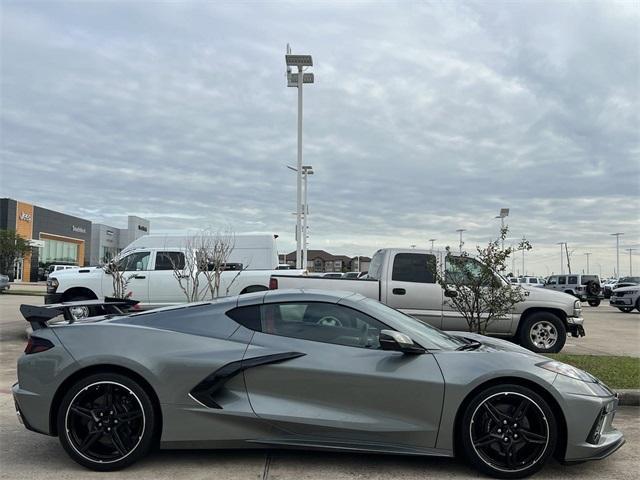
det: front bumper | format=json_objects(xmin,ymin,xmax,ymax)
[
  {"xmin": 610, "ymin": 297, "xmax": 634, "ymax": 307},
  {"xmin": 566, "ymin": 316, "xmax": 585, "ymax": 337}
]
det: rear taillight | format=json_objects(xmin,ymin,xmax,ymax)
[
  {"xmin": 269, "ymin": 277, "xmax": 278, "ymax": 290},
  {"xmin": 25, "ymin": 336, "xmax": 54, "ymax": 354}
]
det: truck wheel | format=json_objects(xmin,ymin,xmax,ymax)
[
  {"xmin": 66, "ymin": 295, "xmax": 94, "ymax": 320},
  {"xmin": 519, "ymin": 312, "xmax": 566, "ymax": 353},
  {"xmin": 636, "ymin": 298, "xmax": 640, "ymax": 313},
  {"xmin": 588, "ymin": 299, "xmax": 601, "ymax": 307},
  {"xmin": 618, "ymin": 307, "xmax": 634, "ymax": 313}
]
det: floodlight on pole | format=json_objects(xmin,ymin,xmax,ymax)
[
  {"xmin": 428, "ymin": 239, "xmax": 436, "ymax": 252},
  {"xmin": 456, "ymin": 229, "xmax": 466, "ymax": 254},
  {"xmin": 285, "ymin": 45, "xmax": 314, "ymax": 269},
  {"xmin": 610, "ymin": 233, "xmax": 624, "ymax": 279}
]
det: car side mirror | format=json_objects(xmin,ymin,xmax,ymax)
[
  {"xmin": 444, "ymin": 289, "xmax": 458, "ymax": 298},
  {"xmin": 379, "ymin": 329, "xmax": 425, "ymax": 354}
]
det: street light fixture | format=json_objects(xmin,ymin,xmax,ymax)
[
  {"xmin": 626, "ymin": 248, "xmax": 636, "ymax": 276},
  {"xmin": 285, "ymin": 44, "xmax": 314, "ymax": 269},
  {"xmin": 495, "ymin": 208, "xmax": 509, "ymax": 250},
  {"xmin": 428, "ymin": 239, "xmax": 436, "ymax": 252},
  {"xmin": 610, "ymin": 233, "xmax": 624, "ymax": 278},
  {"xmin": 584, "ymin": 252, "xmax": 591, "ymax": 274},
  {"xmin": 456, "ymin": 229, "xmax": 466, "ymax": 254}
]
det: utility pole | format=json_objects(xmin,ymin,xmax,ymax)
[
  {"xmin": 584, "ymin": 252, "xmax": 591, "ymax": 274},
  {"xmin": 511, "ymin": 244, "xmax": 516, "ymax": 276},
  {"xmin": 557, "ymin": 242, "xmax": 565, "ymax": 274},
  {"xmin": 428, "ymin": 239, "xmax": 436, "ymax": 252},
  {"xmin": 627, "ymin": 248, "xmax": 636, "ymax": 276},
  {"xmin": 521, "ymin": 235, "xmax": 525, "ymax": 276},
  {"xmin": 565, "ymin": 243, "xmax": 572, "ymax": 274},
  {"xmin": 610, "ymin": 233, "xmax": 624, "ymax": 279}
]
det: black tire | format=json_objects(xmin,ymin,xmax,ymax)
[
  {"xmin": 585, "ymin": 281, "xmax": 600, "ymax": 297},
  {"xmin": 587, "ymin": 299, "xmax": 601, "ymax": 307},
  {"xmin": 518, "ymin": 312, "xmax": 566, "ymax": 353},
  {"xmin": 618, "ymin": 307, "xmax": 634, "ymax": 313},
  {"xmin": 57, "ymin": 372, "xmax": 156, "ymax": 471},
  {"xmin": 636, "ymin": 298, "xmax": 640, "ymax": 313},
  {"xmin": 461, "ymin": 384, "xmax": 557, "ymax": 479}
]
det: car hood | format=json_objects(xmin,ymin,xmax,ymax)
[
  {"xmin": 445, "ymin": 331, "xmax": 545, "ymax": 357},
  {"xmin": 612, "ymin": 285, "xmax": 640, "ymax": 293},
  {"xmin": 517, "ymin": 285, "xmax": 575, "ymax": 305}
]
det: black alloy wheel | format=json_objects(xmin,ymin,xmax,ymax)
[
  {"xmin": 58, "ymin": 373, "xmax": 156, "ymax": 471},
  {"xmin": 462, "ymin": 385, "xmax": 557, "ymax": 479}
]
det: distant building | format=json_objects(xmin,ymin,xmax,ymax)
[
  {"xmin": 1, "ymin": 198, "xmax": 92, "ymax": 281},
  {"xmin": 280, "ymin": 250, "xmax": 371, "ymax": 273},
  {"xmin": 90, "ymin": 216, "xmax": 150, "ymax": 265}
]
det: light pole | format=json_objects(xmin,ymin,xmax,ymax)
[
  {"xmin": 610, "ymin": 233, "xmax": 623, "ymax": 279},
  {"xmin": 286, "ymin": 45, "xmax": 314, "ymax": 269},
  {"xmin": 626, "ymin": 248, "xmax": 636, "ymax": 276},
  {"xmin": 521, "ymin": 235, "xmax": 525, "ymax": 276},
  {"xmin": 302, "ymin": 165, "xmax": 314, "ymax": 270},
  {"xmin": 495, "ymin": 208, "xmax": 509, "ymax": 250},
  {"xmin": 456, "ymin": 229, "xmax": 466, "ymax": 254},
  {"xmin": 428, "ymin": 239, "xmax": 436, "ymax": 252},
  {"xmin": 584, "ymin": 252, "xmax": 591, "ymax": 274}
]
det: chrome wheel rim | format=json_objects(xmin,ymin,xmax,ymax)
[
  {"xmin": 470, "ymin": 392, "xmax": 549, "ymax": 473},
  {"xmin": 529, "ymin": 321, "xmax": 558, "ymax": 349},
  {"xmin": 69, "ymin": 305, "xmax": 90, "ymax": 320},
  {"xmin": 65, "ymin": 381, "xmax": 145, "ymax": 464}
]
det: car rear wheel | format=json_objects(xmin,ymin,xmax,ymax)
[
  {"xmin": 587, "ymin": 299, "xmax": 601, "ymax": 307},
  {"xmin": 618, "ymin": 307, "xmax": 634, "ymax": 313},
  {"xmin": 461, "ymin": 384, "xmax": 557, "ymax": 479},
  {"xmin": 519, "ymin": 312, "xmax": 566, "ymax": 353},
  {"xmin": 57, "ymin": 373, "xmax": 156, "ymax": 471}
]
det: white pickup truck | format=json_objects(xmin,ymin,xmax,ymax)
[
  {"xmin": 270, "ymin": 248, "xmax": 585, "ymax": 353},
  {"xmin": 46, "ymin": 244, "xmax": 304, "ymax": 315}
]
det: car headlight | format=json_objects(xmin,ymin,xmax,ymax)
[
  {"xmin": 537, "ymin": 360, "xmax": 596, "ymax": 383},
  {"xmin": 47, "ymin": 277, "xmax": 59, "ymax": 293},
  {"xmin": 573, "ymin": 299, "xmax": 582, "ymax": 317}
]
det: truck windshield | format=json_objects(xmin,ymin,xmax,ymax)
[{"xmin": 361, "ymin": 298, "xmax": 464, "ymax": 350}]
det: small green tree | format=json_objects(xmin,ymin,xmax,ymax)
[
  {"xmin": 434, "ymin": 227, "xmax": 532, "ymax": 335},
  {"xmin": 0, "ymin": 229, "xmax": 31, "ymax": 277}
]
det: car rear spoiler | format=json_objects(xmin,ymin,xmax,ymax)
[{"xmin": 20, "ymin": 297, "xmax": 140, "ymax": 330}]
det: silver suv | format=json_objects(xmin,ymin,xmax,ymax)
[
  {"xmin": 609, "ymin": 285, "xmax": 640, "ymax": 313},
  {"xmin": 544, "ymin": 274, "xmax": 602, "ymax": 306}
]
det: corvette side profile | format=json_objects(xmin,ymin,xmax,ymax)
[{"xmin": 13, "ymin": 290, "xmax": 623, "ymax": 478}]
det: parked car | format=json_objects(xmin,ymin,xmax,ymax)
[
  {"xmin": 46, "ymin": 243, "xmax": 305, "ymax": 318},
  {"xmin": 342, "ymin": 271, "xmax": 361, "ymax": 279},
  {"xmin": 544, "ymin": 274, "xmax": 602, "ymax": 306},
  {"xmin": 0, "ymin": 273, "xmax": 9, "ymax": 293},
  {"xmin": 14, "ymin": 292, "xmax": 624, "ymax": 476},
  {"xmin": 609, "ymin": 285, "xmax": 640, "ymax": 313},
  {"xmin": 604, "ymin": 277, "xmax": 640, "ymax": 299},
  {"xmin": 271, "ymin": 248, "xmax": 585, "ymax": 353},
  {"xmin": 518, "ymin": 276, "xmax": 546, "ymax": 287}
]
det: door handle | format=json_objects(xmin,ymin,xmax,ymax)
[
  {"xmin": 133, "ymin": 275, "xmax": 146, "ymax": 279},
  {"xmin": 392, "ymin": 288, "xmax": 406, "ymax": 295}
]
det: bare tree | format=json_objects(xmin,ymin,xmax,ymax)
[
  {"xmin": 170, "ymin": 229, "xmax": 237, "ymax": 302},
  {"xmin": 433, "ymin": 227, "xmax": 532, "ymax": 335},
  {"xmin": 102, "ymin": 258, "xmax": 134, "ymax": 299}
]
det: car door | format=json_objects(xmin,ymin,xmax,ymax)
[
  {"xmin": 147, "ymin": 250, "xmax": 187, "ymax": 307},
  {"xmin": 557, "ymin": 276, "xmax": 567, "ymax": 293},
  {"xmin": 239, "ymin": 301, "xmax": 445, "ymax": 450},
  {"xmin": 442, "ymin": 256, "xmax": 513, "ymax": 333},
  {"xmin": 101, "ymin": 250, "xmax": 150, "ymax": 305},
  {"xmin": 383, "ymin": 252, "xmax": 443, "ymax": 328}
]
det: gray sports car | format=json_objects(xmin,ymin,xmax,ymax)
[{"xmin": 13, "ymin": 290, "xmax": 624, "ymax": 478}]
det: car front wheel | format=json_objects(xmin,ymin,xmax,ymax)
[
  {"xmin": 519, "ymin": 312, "xmax": 566, "ymax": 353},
  {"xmin": 461, "ymin": 384, "xmax": 557, "ymax": 479},
  {"xmin": 57, "ymin": 372, "xmax": 156, "ymax": 471},
  {"xmin": 618, "ymin": 307, "xmax": 634, "ymax": 313}
]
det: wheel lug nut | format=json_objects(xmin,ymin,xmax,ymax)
[
  {"xmin": 114, "ymin": 420, "xmax": 118, "ymax": 424},
  {"xmin": 98, "ymin": 423, "xmax": 102, "ymax": 427},
  {"xmin": 497, "ymin": 429, "xmax": 502, "ymax": 434},
  {"xmin": 503, "ymin": 437, "xmax": 508, "ymax": 442},
  {"xmin": 503, "ymin": 420, "xmax": 507, "ymax": 425},
  {"xmin": 107, "ymin": 427, "xmax": 111, "ymax": 431},
  {"xmin": 514, "ymin": 434, "xmax": 518, "ymax": 439}
]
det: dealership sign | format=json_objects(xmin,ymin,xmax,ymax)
[
  {"xmin": 72, "ymin": 225, "xmax": 87, "ymax": 234},
  {"xmin": 19, "ymin": 212, "xmax": 32, "ymax": 222}
]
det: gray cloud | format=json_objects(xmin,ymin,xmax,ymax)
[{"xmin": 1, "ymin": 0, "xmax": 638, "ymax": 276}]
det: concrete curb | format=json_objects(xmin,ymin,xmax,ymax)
[{"xmin": 617, "ymin": 389, "xmax": 640, "ymax": 406}]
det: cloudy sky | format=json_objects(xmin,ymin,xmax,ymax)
[{"xmin": 1, "ymin": 0, "xmax": 639, "ymax": 276}]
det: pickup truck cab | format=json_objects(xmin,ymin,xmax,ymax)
[
  {"xmin": 271, "ymin": 248, "xmax": 585, "ymax": 353},
  {"xmin": 47, "ymin": 246, "xmax": 305, "ymax": 314}
]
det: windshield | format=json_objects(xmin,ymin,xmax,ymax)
[
  {"xmin": 581, "ymin": 275, "xmax": 599, "ymax": 284},
  {"xmin": 360, "ymin": 298, "xmax": 464, "ymax": 350}
]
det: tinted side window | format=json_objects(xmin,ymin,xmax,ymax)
[
  {"xmin": 529, "ymin": 278, "xmax": 537, "ymax": 283},
  {"xmin": 558, "ymin": 276, "xmax": 567, "ymax": 285},
  {"xmin": 119, "ymin": 252, "xmax": 151, "ymax": 271},
  {"xmin": 227, "ymin": 305, "xmax": 261, "ymax": 331},
  {"xmin": 547, "ymin": 277, "xmax": 557, "ymax": 285},
  {"xmin": 568, "ymin": 276, "xmax": 578, "ymax": 285},
  {"xmin": 260, "ymin": 302, "xmax": 386, "ymax": 349},
  {"xmin": 392, "ymin": 253, "xmax": 436, "ymax": 283},
  {"xmin": 155, "ymin": 252, "xmax": 186, "ymax": 270}
]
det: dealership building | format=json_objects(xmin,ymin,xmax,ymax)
[{"xmin": 0, "ymin": 198, "xmax": 149, "ymax": 282}]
